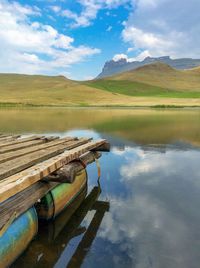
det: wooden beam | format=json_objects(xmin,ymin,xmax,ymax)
[
  {"xmin": 0, "ymin": 139, "xmax": 106, "ymax": 203},
  {"xmin": 92, "ymin": 141, "xmax": 110, "ymax": 152},
  {"xmin": 46, "ymin": 151, "xmax": 101, "ymax": 183}
]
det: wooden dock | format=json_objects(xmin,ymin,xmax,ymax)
[{"xmin": 0, "ymin": 134, "xmax": 109, "ymax": 234}]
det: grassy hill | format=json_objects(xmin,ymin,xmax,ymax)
[
  {"xmin": 0, "ymin": 73, "xmax": 139, "ymax": 107},
  {"xmin": 86, "ymin": 62, "xmax": 200, "ymax": 98},
  {"xmin": 0, "ymin": 68, "xmax": 200, "ymax": 107}
]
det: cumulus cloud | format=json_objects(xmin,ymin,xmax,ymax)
[
  {"xmin": 122, "ymin": 0, "xmax": 200, "ymax": 59},
  {"xmin": 0, "ymin": 0, "xmax": 100, "ymax": 75}
]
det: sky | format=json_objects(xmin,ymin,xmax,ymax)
[{"xmin": 0, "ymin": 0, "xmax": 199, "ymax": 80}]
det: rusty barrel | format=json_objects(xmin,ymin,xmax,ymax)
[
  {"xmin": 0, "ymin": 207, "xmax": 38, "ymax": 268},
  {"xmin": 36, "ymin": 169, "xmax": 87, "ymax": 220}
]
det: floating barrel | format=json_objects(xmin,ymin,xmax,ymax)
[
  {"xmin": 36, "ymin": 169, "xmax": 87, "ymax": 220},
  {"xmin": 0, "ymin": 207, "xmax": 38, "ymax": 268},
  {"xmin": 12, "ymin": 185, "xmax": 88, "ymax": 267}
]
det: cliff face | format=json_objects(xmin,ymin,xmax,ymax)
[{"xmin": 97, "ymin": 56, "xmax": 200, "ymax": 79}]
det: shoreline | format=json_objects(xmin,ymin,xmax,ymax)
[{"xmin": 0, "ymin": 102, "xmax": 200, "ymax": 110}]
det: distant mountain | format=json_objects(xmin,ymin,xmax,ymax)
[
  {"xmin": 97, "ymin": 56, "xmax": 200, "ymax": 79},
  {"xmin": 86, "ymin": 62, "xmax": 200, "ymax": 98}
]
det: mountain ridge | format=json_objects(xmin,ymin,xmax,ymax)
[{"xmin": 97, "ymin": 56, "xmax": 200, "ymax": 79}]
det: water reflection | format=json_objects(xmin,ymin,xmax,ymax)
[
  {"xmin": 13, "ymin": 175, "xmax": 110, "ymax": 268},
  {"xmin": 1, "ymin": 108, "xmax": 200, "ymax": 146},
  {"xmin": 4, "ymin": 109, "xmax": 200, "ymax": 268},
  {"xmin": 86, "ymin": 145, "xmax": 200, "ymax": 268}
]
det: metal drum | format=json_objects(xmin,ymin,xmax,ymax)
[
  {"xmin": 0, "ymin": 207, "xmax": 38, "ymax": 268},
  {"xmin": 36, "ymin": 169, "xmax": 87, "ymax": 220}
]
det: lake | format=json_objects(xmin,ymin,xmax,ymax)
[{"xmin": 1, "ymin": 108, "xmax": 200, "ymax": 268}]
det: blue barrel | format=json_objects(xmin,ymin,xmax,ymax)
[{"xmin": 0, "ymin": 207, "xmax": 38, "ymax": 267}]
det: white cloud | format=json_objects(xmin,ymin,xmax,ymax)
[
  {"xmin": 106, "ymin": 25, "xmax": 112, "ymax": 32},
  {"xmin": 113, "ymin": 52, "xmax": 150, "ymax": 63},
  {"xmin": 0, "ymin": 0, "xmax": 100, "ymax": 75},
  {"xmin": 113, "ymin": 53, "xmax": 128, "ymax": 61},
  {"xmin": 62, "ymin": 0, "xmax": 131, "ymax": 28},
  {"xmin": 49, "ymin": 5, "xmax": 61, "ymax": 13},
  {"xmin": 127, "ymin": 47, "xmax": 134, "ymax": 53},
  {"xmin": 122, "ymin": 0, "xmax": 200, "ymax": 58}
]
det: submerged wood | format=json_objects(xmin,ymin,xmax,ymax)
[
  {"xmin": 46, "ymin": 151, "xmax": 101, "ymax": 183},
  {"xmin": 0, "ymin": 139, "xmax": 106, "ymax": 203}
]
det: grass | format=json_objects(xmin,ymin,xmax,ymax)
[
  {"xmin": 0, "ymin": 65, "xmax": 200, "ymax": 108},
  {"xmin": 85, "ymin": 79, "xmax": 200, "ymax": 98},
  {"xmin": 109, "ymin": 62, "xmax": 200, "ymax": 91},
  {"xmin": 0, "ymin": 74, "xmax": 138, "ymax": 107}
]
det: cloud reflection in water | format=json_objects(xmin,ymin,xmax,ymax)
[{"xmin": 88, "ymin": 146, "xmax": 200, "ymax": 268}]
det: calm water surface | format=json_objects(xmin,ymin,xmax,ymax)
[{"xmin": 1, "ymin": 108, "xmax": 200, "ymax": 268}]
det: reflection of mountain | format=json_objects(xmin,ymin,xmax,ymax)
[
  {"xmin": 101, "ymin": 132, "xmax": 200, "ymax": 153},
  {"xmin": 93, "ymin": 111, "xmax": 200, "ymax": 148},
  {"xmin": 1, "ymin": 109, "xmax": 200, "ymax": 148},
  {"xmin": 13, "ymin": 181, "xmax": 110, "ymax": 268}
]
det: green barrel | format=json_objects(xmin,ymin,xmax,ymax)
[
  {"xmin": 36, "ymin": 169, "xmax": 87, "ymax": 220},
  {"xmin": 0, "ymin": 207, "xmax": 38, "ymax": 268}
]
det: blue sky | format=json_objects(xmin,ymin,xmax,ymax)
[{"xmin": 0, "ymin": 0, "xmax": 199, "ymax": 80}]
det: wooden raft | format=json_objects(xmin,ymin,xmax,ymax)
[{"xmin": 0, "ymin": 134, "xmax": 109, "ymax": 232}]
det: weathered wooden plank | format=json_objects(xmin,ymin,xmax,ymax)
[
  {"xmin": 0, "ymin": 135, "xmax": 44, "ymax": 147},
  {"xmin": 0, "ymin": 135, "xmax": 14, "ymax": 140},
  {"xmin": 0, "ymin": 181, "xmax": 58, "ymax": 231},
  {"xmin": 0, "ymin": 139, "xmax": 106, "ymax": 203},
  {"xmin": 0, "ymin": 135, "xmax": 20, "ymax": 143},
  {"xmin": 0, "ymin": 137, "xmax": 56, "ymax": 154},
  {"xmin": 0, "ymin": 137, "xmax": 76, "ymax": 164},
  {"xmin": 0, "ymin": 138, "xmax": 91, "ymax": 180}
]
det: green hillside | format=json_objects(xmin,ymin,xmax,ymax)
[
  {"xmin": 0, "ymin": 68, "xmax": 200, "ymax": 108},
  {"xmin": 0, "ymin": 73, "xmax": 137, "ymax": 107},
  {"xmin": 86, "ymin": 62, "xmax": 200, "ymax": 98}
]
